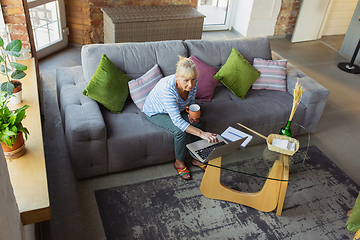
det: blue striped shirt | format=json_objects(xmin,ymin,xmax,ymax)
[{"xmin": 143, "ymin": 74, "xmax": 198, "ymax": 132}]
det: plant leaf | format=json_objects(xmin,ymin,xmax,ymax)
[
  {"xmin": 9, "ymin": 114, "xmax": 16, "ymax": 125},
  {"xmin": 0, "ymin": 37, "xmax": 4, "ymax": 47},
  {"xmin": 14, "ymin": 105, "xmax": 29, "ymax": 123},
  {"xmin": 14, "ymin": 104, "xmax": 30, "ymax": 113},
  {"xmin": 10, "ymin": 62, "xmax": 27, "ymax": 71},
  {"xmin": 11, "ymin": 70, "xmax": 26, "ymax": 80},
  {"xmin": 0, "ymin": 123, "xmax": 9, "ymax": 131},
  {"xmin": 18, "ymin": 126, "xmax": 29, "ymax": 140},
  {"xmin": 5, "ymin": 39, "xmax": 22, "ymax": 52},
  {"xmin": 0, "ymin": 128, "xmax": 16, "ymax": 148},
  {"xmin": 0, "ymin": 82, "xmax": 15, "ymax": 96},
  {"xmin": 15, "ymin": 107, "xmax": 29, "ymax": 125},
  {"xmin": 10, "ymin": 125, "xmax": 17, "ymax": 133},
  {"xmin": 0, "ymin": 65, "xmax": 11, "ymax": 74},
  {"xmin": 3, "ymin": 50, "xmax": 21, "ymax": 57},
  {"xmin": 0, "ymin": 136, "xmax": 12, "ymax": 148}
]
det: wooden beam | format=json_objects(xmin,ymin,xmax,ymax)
[{"xmin": 21, "ymin": 0, "xmax": 42, "ymax": 115}]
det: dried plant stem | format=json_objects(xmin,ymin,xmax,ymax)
[{"xmin": 289, "ymin": 81, "xmax": 305, "ymax": 121}]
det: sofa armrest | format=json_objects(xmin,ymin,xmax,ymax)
[
  {"xmin": 271, "ymin": 51, "xmax": 283, "ymax": 60},
  {"xmin": 286, "ymin": 63, "xmax": 329, "ymax": 133},
  {"xmin": 272, "ymin": 51, "xmax": 330, "ymax": 133},
  {"xmin": 56, "ymin": 67, "xmax": 108, "ymax": 179}
]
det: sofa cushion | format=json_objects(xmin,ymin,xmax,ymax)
[
  {"xmin": 128, "ymin": 63, "xmax": 163, "ymax": 111},
  {"xmin": 252, "ymin": 58, "xmax": 287, "ymax": 91},
  {"xmin": 83, "ymin": 54, "xmax": 131, "ymax": 113},
  {"xmin": 102, "ymin": 99, "xmax": 175, "ymax": 173},
  {"xmin": 197, "ymin": 86, "xmax": 306, "ymax": 142},
  {"xmin": 185, "ymin": 36, "xmax": 272, "ymax": 70},
  {"xmin": 189, "ymin": 55, "xmax": 218, "ymax": 102},
  {"xmin": 81, "ymin": 40, "xmax": 187, "ymax": 82},
  {"xmin": 214, "ymin": 48, "xmax": 260, "ymax": 100}
]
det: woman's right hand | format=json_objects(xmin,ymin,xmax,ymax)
[{"xmin": 200, "ymin": 131, "xmax": 219, "ymax": 143}]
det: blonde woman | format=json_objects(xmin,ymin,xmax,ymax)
[{"xmin": 143, "ymin": 56, "xmax": 218, "ymax": 180}]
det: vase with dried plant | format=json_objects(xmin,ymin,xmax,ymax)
[
  {"xmin": 0, "ymin": 37, "xmax": 27, "ymax": 104},
  {"xmin": 279, "ymin": 81, "xmax": 305, "ymax": 137}
]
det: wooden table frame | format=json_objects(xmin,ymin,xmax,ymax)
[{"xmin": 200, "ymin": 154, "xmax": 289, "ymax": 216}]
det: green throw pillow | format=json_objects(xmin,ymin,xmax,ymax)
[
  {"xmin": 83, "ymin": 54, "xmax": 131, "ymax": 113},
  {"xmin": 214, "ymin": 48, "xmax": 260, "ymax": 100}
]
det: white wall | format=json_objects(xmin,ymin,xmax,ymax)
[
  {"xmin": 232, "ymin": 0, "xmax": 253, "ymax": 37},
  {"xmin": 0, "ymin": 149, "xmax": 35, "ymax": 240},
  {"xmin": 323, "ymin": 0, "xmax": 358, "ymax": 35},
  {"xmin": 0, "ymin": 149, "xmax": 23, "ymax": 240},
  {"xmin": 232, "ymin": 0, "xmax": 281, "ymax": 37},
  {"xmin": 247, "ymin": 0, "xmax": 281, "ymax": 37}
]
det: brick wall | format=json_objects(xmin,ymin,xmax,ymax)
[
  {"xmin": 274, "ymin": 0, "xmax": 303, "ymax": 35},
  {"xmin": 65, "ymin": 0, "xmax": 198, "ymax": 44},
  {"xmin": 65, "ymin": 0, "xmax": 92, "ymax": 45},
  {"xmin": 1, "ymin": 0, "xmax": 301, "ymax": 50},
  {"xmin": 1, "ymin": 0, "xmax": 31, "ymax": 59}
]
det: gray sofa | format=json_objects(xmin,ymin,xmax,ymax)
[{"xmin": 56, "ymin": 36, "xmax": 330, "ymax": 179}]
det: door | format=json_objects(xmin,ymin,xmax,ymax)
[
  {"xmin": 291, "ymin": 0, "xmax": 332, "ymax": 43},
  {"xmin": 27, "ymin": 0, "xmax": 68, "ymax": 59},
  {"xmin": 197, "ymin": 0, "xmax": 235, "ymax": 30}
]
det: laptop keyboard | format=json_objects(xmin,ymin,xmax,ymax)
[{"xmin": 195, "ymin": 141, "xmax": 226, "ymax": 160}]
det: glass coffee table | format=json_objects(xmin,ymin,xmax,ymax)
[{"xmin": 199, "ymin": 122, "xmax": 310, "ymax": 216}]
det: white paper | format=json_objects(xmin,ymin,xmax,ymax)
[
  {"xmin": 272, "ymin": 138, "xmax": 295, "ymax": 151},
  {"xmin": 221, "ymin": 126, "xmax": 253, "ymax": 148},
  {"xmin": 288, "ymin": 142, "xmax": 295, "ymax": 151},
  {"xmin": 272, "ymin": 139, "xmax": 289, "ymax": 150}
]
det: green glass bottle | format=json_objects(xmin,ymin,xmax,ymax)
[{"xmin": 279, "ymin": 121, "xmax": 292, "ymax": 137}]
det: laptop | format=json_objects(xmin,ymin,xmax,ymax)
[{"xmin": 186, "ymin": 135, "xmax": 247, "ymax": 163}]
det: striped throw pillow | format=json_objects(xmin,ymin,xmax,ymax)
[
  {"xmin": 128, "ymin": 64, "xmax": 163, "ymax": 111},
  {"xmin": 252, "ymin": 58, "xmax": 287, "ymax": 91}
]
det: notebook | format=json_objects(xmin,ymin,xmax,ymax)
[{"xmin": 186, "ymin": 135, "xmax": 247, "ymax": 163}]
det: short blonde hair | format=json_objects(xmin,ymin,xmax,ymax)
[{"xmin": 176, "ymin": 56, "xmax": 198, "ymax": 80}]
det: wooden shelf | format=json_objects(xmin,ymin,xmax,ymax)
[{"xmin": 4, "ymin": 58, "xmax": 51, "ymax": 225}]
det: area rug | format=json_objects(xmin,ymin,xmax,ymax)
[{"xmin": 95, "ymin": 146, "xmax": 359, "ymax": 240}]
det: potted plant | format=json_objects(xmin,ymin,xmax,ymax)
[
  {"xmin": 0, "ymin": 90, "xmax": 30, "ymax": 159},
  {"xmin": 0, "ymin": 37, "xmax": 27, "ymax": 104}
]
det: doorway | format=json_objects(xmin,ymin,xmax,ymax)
[
  {"xmin": 319, "ymin": 0, "xmax": 358, "ymax": 51},
  {"xmin": 197, "ymin": 0, "xmax": 234, "ymax": 30},
  {"xmin": 292, "ymin": 0, "xmax": 357, "ymax": 48},
  {"xmin": 27, "ymin": 0, "xmax": 68, "ymax": 59}
]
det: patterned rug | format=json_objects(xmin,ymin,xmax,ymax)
[{"xmin": 95, "ymin": 146, "xmax": 359, "ymax": 240}]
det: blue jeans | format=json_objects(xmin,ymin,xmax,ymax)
[{"xmin": 146, "ymin": 111, "xmax": 205, "ymax": 161}]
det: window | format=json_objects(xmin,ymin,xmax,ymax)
[
  {"xmin": 29, "ymin": 1, "xmax": 61, "ymax": 50},
  {"xmin": 0, "ymin": 4, "xmax": 11, "ymax": 47}
]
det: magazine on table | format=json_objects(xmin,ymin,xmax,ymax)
[{"xmin": 221, "ymin": 126, "xmax": 253, "ymax": 148}]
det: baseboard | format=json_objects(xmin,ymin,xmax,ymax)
[
  {"xmin": 231, "ymin": 28, "xmax": 244, "ymax": 38},
  {"xmin": 68, "ymin": 43, "xmax": 83, "ymax": 49},
  {"xmin": 267, "ymin": 33, "xmax": 292, "ymax": 39}
]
